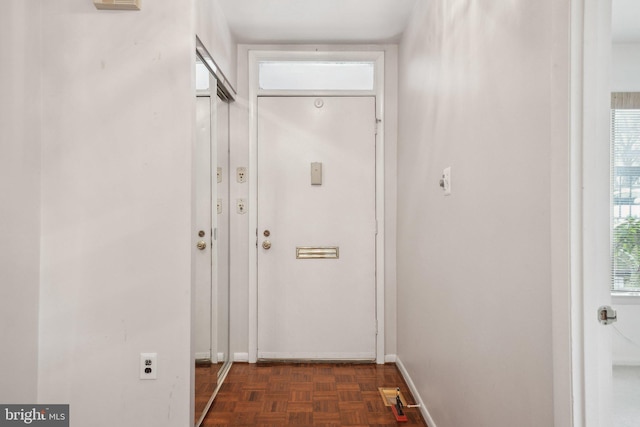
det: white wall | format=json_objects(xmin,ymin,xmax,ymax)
[
  {"xmin": 0, "ymin": 0, "xmax": 42, "ymax": 404},
  {"xmin": 232, "ymin": 44, "xmax": 398, "ymax": 360},
  {"xmin": 197, "ymin": 0, "xmax": 238, "ymax": 89},
  {"xmin": 397, "ymin": 1, "xmax": 567, "ymax": 426},
  {"xmin": 38, "ymin": 2, "xmax": 195, "ymax": 426},
  {"xmin": 611, "ymin": 42, "xmax": 640, "ymax": 366},
  {"xmin": 612, "ymin": 43, "xmax": 640, "ymax": 91}
]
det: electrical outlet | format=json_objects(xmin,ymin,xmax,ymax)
[
  {"xmin": 140, "ymin": 353, "xmax": 157, "ymax": 380},
  {"xmin": 236, "ymin": 167, "xmax": 247, "ymax": 183},
  {"xmin": 217, "ymin": 167, "xmax": 222, "ymax": 183},
  {"xmin": 237, "ymin": 199, "xmax": 247, "ymax": 214}
]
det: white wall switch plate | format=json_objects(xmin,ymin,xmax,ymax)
[{"xmin": 140, "ymin": 353, "xmax": 157, "ymax": 380}]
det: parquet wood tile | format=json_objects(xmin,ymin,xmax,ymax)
[
  {"xmin": 201, "ymin": 362, "xmax": 428, "ymax": 426},
  {"xmin": 195, "ymin": 363, "xmax": 225, "ymax": 423}
]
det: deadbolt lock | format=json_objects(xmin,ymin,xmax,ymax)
[
  {"xmin": 262, "ymin": 240, "xmax": 272, "ymax": 250},
  {"xmin": 197, "ymin": 240, "xmax": 207, "ymax": 250},
  {"xmin": 198, "ymin": 230, "xmax": 205, "ymax": 237},
  {"xmin": 263, "ymin": 230, "xmax": 271, "ymax": 237}
]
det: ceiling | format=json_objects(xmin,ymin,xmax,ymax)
[
  {"xmin": 218, "ymin": 0, "xmax": 640, "ymax": 45},
  {"xmin": 217, "ymin": 0, "xmax": 419, "ymax": 44},
  {"xmin": 613, "ymin": 0, "xmax": 640, "ymax": 43}
]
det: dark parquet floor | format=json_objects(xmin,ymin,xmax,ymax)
[
  {"xmin": 200, "ymin": 362, "xmax": 428, "ymax": 427},
  {"xmin": 196, "ymin": 363, "xmax": 225, "ymax": 423}
]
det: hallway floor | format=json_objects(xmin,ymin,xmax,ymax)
[
  {"xmin": 196, "ymin": 362, "xmax": 225, "ymax": 423},
  {"xmin": 201, "ymin": 362, "xmax": 428, "ymax": 426}
]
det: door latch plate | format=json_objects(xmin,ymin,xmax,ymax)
[{"xmin": 598, "ymin": 305, "xmax": 617, "ymax": 325}]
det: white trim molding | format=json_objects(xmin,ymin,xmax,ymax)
[
  {"xmin": 568, "ymin": 0, "xmax": 614, "ymax": 425},
  {"xmin": 195, "ymin": 351, "xmax": 211, "ymax": 360},
  {"xmin": 257, "ymin": 352, "xmax": 376, "ymax": 361},
  {"xmin": 233, "ymin": 352, "xmax": 249, "ymax": 363}
]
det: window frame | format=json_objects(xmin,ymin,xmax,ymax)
[{"xmin": 611, "ymin": 92, "xmax": 640, "ymax": 294}]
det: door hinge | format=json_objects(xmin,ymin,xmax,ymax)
[
  {"xmin": 598, "ymin": 305, "xmax": 617, "ymax": 325},
  {"xmin": 375, "ymin": 118, "xmax": 382, "ymax": 135}
]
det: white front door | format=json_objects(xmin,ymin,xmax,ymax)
[{"xmin": 257, "ymin": 96, "xmax": 377, "ymax": 360}]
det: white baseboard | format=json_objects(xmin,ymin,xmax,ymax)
[
  {"xmin": 395, "ymin": 356, "xmax": 437, "ymax": 427},
  {"xmin": 195, "ymin": 351, "xmax": 210, "ymax": 360},
  {"xmin": 233, "ymin": 352, "xmax": 249, "ymax": 362},
  {"xmin": 257, "ymin": 351, "xmax": 375, "ymax": 361},
  {"xmin": 237, "ymin": 352, "xmax": 385, "ymax": 363}
]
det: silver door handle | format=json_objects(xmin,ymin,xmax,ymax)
[
  {"xmin": 197, "ymin": 240, "xmax": 207, "ymax": 250},
  {"xmin": 262, "ymin": 240, "xmax": 271, "ymax": 250}
]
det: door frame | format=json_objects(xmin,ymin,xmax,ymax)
[
  {"xmin": 247, "ymin": 50, "xmax": 386, "ymax": 364},
  {"xmin": 567, "ymin": 0, "xmax": 613, "ymax": 425}
]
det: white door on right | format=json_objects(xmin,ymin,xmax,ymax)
[{"xmin": 257, "ymin": 96, "xmax": 377, "ymax": 361}]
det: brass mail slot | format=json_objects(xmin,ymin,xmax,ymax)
[{"xmin": 296, "ymin": 246, "xmax": 339, "ymax": 259}]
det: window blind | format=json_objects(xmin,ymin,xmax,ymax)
[{"xmin": 612, "ymin": 104, "xmax": 640, "ymax": 291}]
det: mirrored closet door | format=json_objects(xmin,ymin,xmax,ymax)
[{"xmin": 194, "ymin": 38, "xmax": 235, "ymax": 427}]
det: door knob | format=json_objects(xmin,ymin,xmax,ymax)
[
  {"xmin": 197, "ymin": 240, "xmax": 207, "ymax": 250},
  {"xmin": 262, "ymin": 240, "xmax": 271, "ymax": 250}
]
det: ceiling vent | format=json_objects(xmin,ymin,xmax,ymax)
[{"xmin": 94, "ymin": 0, "xmax": 140, "ymax": 10}]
